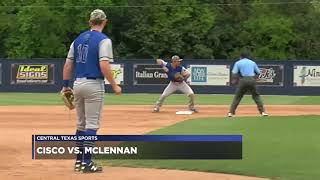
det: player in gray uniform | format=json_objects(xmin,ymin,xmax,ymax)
[
  {"xmin": 153, "ymin": 55, "xmax": 198, "ymax": 113},
  {"xmin": 62, "ymin": 9, "xmax": 121, "ymax": 173}
]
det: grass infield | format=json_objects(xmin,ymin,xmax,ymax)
[
  {"xmin": 0, "ymin": 93, "xmax": 319, "ymax": 105},
  {"xmin": 104, "ymin": 115, "xmax": 320, "ymax": 180}
]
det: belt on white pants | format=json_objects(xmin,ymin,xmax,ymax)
[
  {"xmin": 171, "ymin": 81, "xmax": 183, "ymax": 85},
  {"xmin": 75, "ymin": 77, "xmax": 104, "ymax": 81}
]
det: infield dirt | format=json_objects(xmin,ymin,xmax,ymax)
[{"xmin": 1, "ymin": 105, "xmax": 319, "ymax": 180}]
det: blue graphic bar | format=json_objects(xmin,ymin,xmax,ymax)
[
  {"xmin": 34, "ymin": 135, "xmax": 242, "ymax": 142},
  {"xmin": 32, "ymin": 135, "xmax": 34, "ymax": 159}
]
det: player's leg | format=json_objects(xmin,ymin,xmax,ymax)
[
  {"xmin": 84, "ymin": 80, "xmax": 104, "ymax": 131},
  {"xmin": 82, "ymin": 79, "xmax": 105, "ymax": 173},
  {"xmin": 229, "ymin": 79, "xmax": 248, "ymax": 116},
  {"xmin": 73, "ymin": 80, "xmax": 86, "ymax": 171},
  {"xmin": 154, "ymin": 82, "xmax": 177, "ymax": 112},
  {"xmin": 249, "ymin": 79, "xmax": 267, "ymax": 116},
  {"xmin": 178, "ymin": 81, "xmax": 197, "ymax": 112}
]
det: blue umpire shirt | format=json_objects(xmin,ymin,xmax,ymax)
[{"xmin": 232, "ymin": 58, "xmax": 260, "ymax": 77}]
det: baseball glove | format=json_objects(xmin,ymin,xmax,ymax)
[
  {"xmin": 174, "ymin": 72, "xmax": 184, "ymax": 82},
  {"xmin": 61, "ymin": 89, "xmax": 75, "ymax": 110}
]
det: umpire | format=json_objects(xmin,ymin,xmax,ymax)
[{"xmin": 228, "ymin": 53, "xmax": 268, "ymax": 117}]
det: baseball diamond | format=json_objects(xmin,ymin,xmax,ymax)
[
  {"xmin": 1, "ymin": 2, "xmax": 320, "ymax": 180},
  {"xmin": 1, "ymin": 100, "xmax": 320, "ymax": 180}
]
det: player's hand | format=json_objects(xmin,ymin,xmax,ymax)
[
  {"xmin": 231, "ymin": 79, "xmax": 237, "ymax": 85},
  {"xmin": 61, "ymin": 87, "xmax": 71, "ymax": 93},
  {"xmin": 156, "ymin": 59, "xmax": 163, "ymax": 65},
  {"xmin": 181, "ymin": 70, "xmax": 190, "ymax": 79},
  {"xmin": 112, "ymin": 85, "xmax": 122, "ymax": 95},
  {"xmin": 231, "ymin": 77, "xmax": 239, "ymax": 86}
]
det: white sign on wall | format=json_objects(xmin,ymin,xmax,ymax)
[
  {"xmin": 105, "ymin": 64, "xmax": 124, "ymax": 85},
  {"xmin": 293, "ymin": 65, "xmax": 320, "ymax": 87},
  {"xmin": 187, "ymin": 65, "xmax": 230, "ymax": 86}
]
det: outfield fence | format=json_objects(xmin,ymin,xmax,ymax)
[{"xmin": 0, "ymin": 59, "xmax": 319, "ymax": 95}]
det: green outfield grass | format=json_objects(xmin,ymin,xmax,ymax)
[
  {"xmin": 104, "ymin": 115, "xmax": 320, "ymax": 180},
  {"xmin": 0, "ymin": 93, "xmax": 319, "ymax": 105}
]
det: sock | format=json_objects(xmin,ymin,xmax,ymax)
[
  {"xmin": 75, "ymin": 130, "xmax": 85, "ymax": 162},
  {"xmin": 83, "ymin": 129, "xmax": 97, "ymax": 164}
]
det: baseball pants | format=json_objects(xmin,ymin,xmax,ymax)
[
  {"xmin": 155, "ymin": 81, "xmax": 195, "ymax": 109},
  {"xmin": 73, "ymin": 79, "xmax": 105, "ymax": 131}
]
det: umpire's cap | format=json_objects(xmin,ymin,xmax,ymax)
[
  {"xmin": 171, "ymin": 55, "xmax": 183, "ymax": 61},
  {"xmin": 90, "ymin": 9, "xmax": 107, "ymax": 22}
]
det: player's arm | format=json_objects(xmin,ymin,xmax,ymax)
[
  {"xmin": 99, "ymin": 39, "xmax": 121, "ymax": 95},
  {"xmin": 100, "ymin": 61, "xmax": 116, "ymax": 86},
  {"xmin": 156, "ymin": 59, "xmax": 168, "ymax": 66},
  {"xmin": 156, "ymin": 59, "xmax": 169, "ymax": 72},
  {"xmin": 63, "ymin": 59, "xmax": 73, "ymax": 82},
  {"xmin": 99, "ymin": 61, "xmax": 119, "ymax": 86},
  {"xmin": 231, "ymin": 62, "xmax": 240, "ymax": 85},
  {"xmin": 156, "ymin": 59, "xmax": 163, "ymax": 65},
  {"xmin": 62, "ymin": 42, "xmax": 74, "ymax": 91},
  {"xmin": 181, "ymin": 67, "xmax": 190, "ymax": 79}
]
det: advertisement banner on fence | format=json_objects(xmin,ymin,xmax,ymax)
[
  {"xmin": 187, "ymin": 65, "xmax": 230, "ymax": 86},
  {"xmin": 256, "ymin": 65, "xmax": 284, "ymax": 86},
  {"xmin": 11, "ymin": 64, "xmax": 55, "ymax": 85},
  {"xmin": 105, "ymin": 64, "xmax": 124, "ymax": 85},
  {"xmin": 293, "ymin": 65, "xmax": 320, "ymax": 87},
  {"xmin": 134, "ymin": 64, "xmax": 169, "ymax": 85}
]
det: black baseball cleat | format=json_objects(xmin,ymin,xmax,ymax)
[
  {"xmin": 74, "ymin": 160, "xmax": 82, "ymax": 172},
  {"xmin": 189, "ymin": 108, "xmax": 199, "ymax": 113},
  {"xmin": 80, "ymin": 161, "xmax": 103, "ymax": 173}
]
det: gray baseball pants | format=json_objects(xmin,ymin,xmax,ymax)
[
  {"xmin": 73, "ymin": 79, "xmax": 105, "ymax": 131},
  {"xmin": 155, "ymin": 81, "xmax": 195, "ymax": 109}
]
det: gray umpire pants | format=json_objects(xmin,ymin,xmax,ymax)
[
  {"xmin": 73, "ymin": 79, "xmax": 105, "ymax": 131},
  {"xmin": 229, "ymin": 77, "xmax": 265, "ymax": 114}
]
